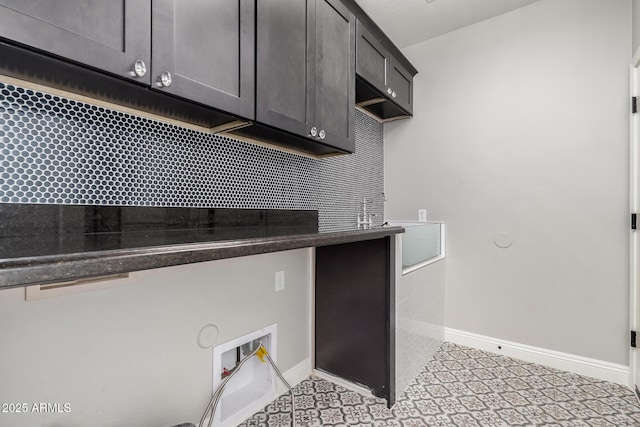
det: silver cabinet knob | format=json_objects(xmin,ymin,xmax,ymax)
[
  {"xmin": 387, "ymin": 87, "xmax": 393, "ymax": 95},
  {"xmin": 392, "ymin": 91, "xmax": 397, "ymax": 98},
  {"xmin": 133, "ymin": 59, "xmax": 147, "ymax": 77},
  {"xmin": 310, "ymin": 126, "xmax": 318, "ymax": 137},
  {"xmin": 160, "ymin": 71, "xmax": 173, "ymax": 87},
  {"xmin": 319, "ymin": 129, "xmax": 326, "ymax": 139}
]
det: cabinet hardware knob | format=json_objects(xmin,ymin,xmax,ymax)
[
  {"xmin": 310, "ymin": 126, "xmax": 318, "ymax": 137},
  {"xmin": 387, "ymin": 87, "xmax": 393, "ymax": 95},
  {"xmin": 133, "ymin": 59, "xmax": 147, "ymax": 77},
  {"xmin": 319, "ymin": 129, "xmax": 326, "ymax": 139},
  {"xmin": 160, "ymin": 71, "xmax": 173, "ymax": 87},
  {"xmin": 392, "ymin": 91, "xmax": 397, "ymax": 98}
]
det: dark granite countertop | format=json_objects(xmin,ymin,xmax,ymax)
[
  {"xmin": 0, "ymin": 203, "xmax": 404, "ymax": 289},
  {"xmin": 0, "ymin": 226, "xmax": 404, "ymax": 289}
]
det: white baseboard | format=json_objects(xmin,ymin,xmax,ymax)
[
  {"xmin": 221, "ymin": 357, "xmax": 312, "ymax": 427},
  {"xmin": 445, "ymin": 328, "xmax": 629, "ymax": 386},
  {"xmin": 276, "ymin": 357, "xmax": 313, "ymax": 395}
]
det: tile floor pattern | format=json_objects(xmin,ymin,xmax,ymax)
[{"xmin": 238, "ymin": 342, "xmax": 640, "ymax": 426}]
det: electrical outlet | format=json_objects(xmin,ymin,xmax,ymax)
[
  {"xmin": 275, "ymin": 270, "xmax": 285, "ymax": 292},
  {"xmin": 418, "ymin": 209, "xmax": 427, "ymax": 222}
]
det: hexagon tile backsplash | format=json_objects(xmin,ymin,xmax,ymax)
[{"xmin": 0, "ymin": 80, "xmax": 384, "ymax": 232}]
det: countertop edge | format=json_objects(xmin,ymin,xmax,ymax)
[{"xmin": 0, "ymin": 227, "xmax": 405, "ymax": 289}]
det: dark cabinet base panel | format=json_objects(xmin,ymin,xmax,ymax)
[{"xmin": 315, "ymin": 237, "xmax": 396, "ymax": 406}]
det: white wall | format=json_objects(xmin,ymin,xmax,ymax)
[
  {"xmin": 0, "ymin": 249, "xmax": 312, "ymax": 427},
  {"xmin": 385, "ymin": 0, "xmax": 631, "ymax": 365},
  {"xmin": 634, "ymin": 0, "xmax": 640, "ymax": 54}
]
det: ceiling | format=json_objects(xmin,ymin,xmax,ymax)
[{"xmin": 355, "ymin": 0, "xmax": 542, "ymax": 48}]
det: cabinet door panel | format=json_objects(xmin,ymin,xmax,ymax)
[
  {"xmin": 0, "ymin": 0, "xmax": 150, "ymax": 84},
  {"xmin": 389, "ymin": 56, "xmax": 413, "ymax": 114},
  {"xmin": 315, "ymin": 0, "xmax": 355, "ymax": 153},
  {"xmin": 152, "ymin": 0, "xmax": 255, "ymax": 119},
  {"xmin": 256, "ymin": 0, "xmax": 314, "ymax": 136},
  {"xmin": 356, "ymin": 20, "xmax": 388, "ymax": 94}
]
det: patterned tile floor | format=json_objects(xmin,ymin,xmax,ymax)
[{"xmin": 238, "ymin": 342, "xmax": 640, "ymax": 426}]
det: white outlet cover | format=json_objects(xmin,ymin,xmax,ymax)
[
  {"xmin": 418, "ymin": 209, "xmax": 427, "ymax": 222},
  {"xmin": 275, "ymin": 270, "xmax": 285, "ymax": 291}
]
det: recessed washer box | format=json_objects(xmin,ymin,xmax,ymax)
[{"xmin": 212, "ymin": 324, "xmax": 277, "ymax": 426}]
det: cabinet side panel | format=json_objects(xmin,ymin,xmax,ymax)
[{"xmin": 315, "ymin": 238, "xmax": 391, "ymax": 401}]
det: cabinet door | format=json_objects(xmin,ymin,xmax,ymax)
[
  {"xmin": 389, "ymin": 56, "xmax": 414, "ymax": 115},
  {"xmin": 256, "ymin": 0, "xmax": 315, "ymax": 138},
  {"xmin": 152, "ymin": 0, "xmax": 255, "ymax": 119},
  {"xmin": 314, "ymin": 0, "xmax": 355, "ymax": 153},
  {"xmin": 356, "ymin": 20, "xmax": 389, "ymax": 95},
  {"xmin": 0, "ymin": 0, "xmax": 150, "ymax": 84}
]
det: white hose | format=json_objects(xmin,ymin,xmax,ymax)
[{"xmin": 198, "ymin": 343, "xmax": 296, "ymax": 427}]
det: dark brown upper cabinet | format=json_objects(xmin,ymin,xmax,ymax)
[
  {"xmin": 0, "ymin": 0, "xmax": 151, "ymax": 85},
  {"xmin": 388, "ymin": 57, "xmax": 413, "ymax": 114},
  {"xmin": 255, "ymin": 0, "xmax": 356, "ymax": 154},
  {"xmin": 0, "ymin": 0, "xmax": 414, "ymax": 156},
  {"xmin": 354, "ymin": 18, "xmax": 416, "ymax": 121},
  {"xmin": 151, "ymin": 0, "xmax": 255, "ymax": 120},
  {"xmin": 355, "ymin": 20, "xmax": 389, "ymax": 97}
]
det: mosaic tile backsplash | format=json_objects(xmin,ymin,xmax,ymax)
[{"xmin": 0, "ymin": 81, "xmax": 384, "ymax": 232}]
